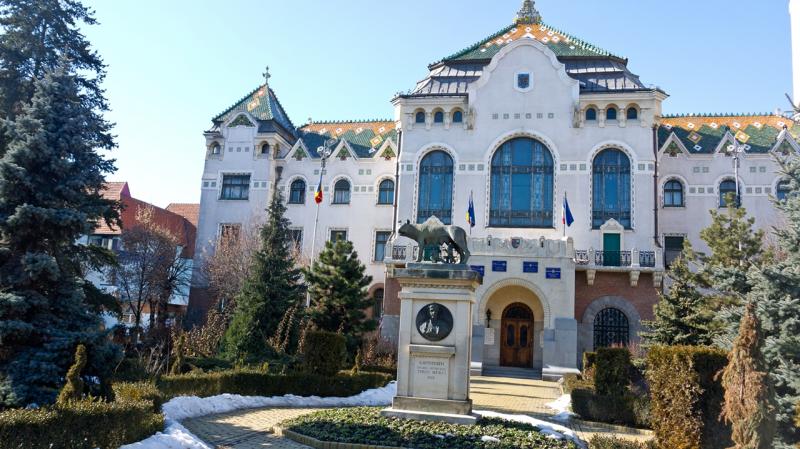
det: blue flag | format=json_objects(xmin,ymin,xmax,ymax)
[
  {"xmin": 466, "ymin": 191, "xmax": 476, "ymax": 229},
  {"xmin": 563, "ymin": 193, "xmax": 574, "ymax": 227}
]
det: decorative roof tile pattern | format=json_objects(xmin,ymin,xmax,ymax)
[
  {"xmin": 212, "ymin": 85, "xmax": 296, "ymax": 135},
  {"xmin": 440, "ymin": 23, "xmax": 621, "ymax": 64},
  {"xmin": 297, "ymin": 120, "xmax": 397, "ymax": 159},
  {"xmin": 659, "ymin": 114, "xmax": 798, "ymax": 154}
]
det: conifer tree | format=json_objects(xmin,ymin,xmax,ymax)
[
  {"xmin": 721, "ymin": 302, "xmax": 777, "ymax": 449},
  {"xmin": 222, "ymin": 190, "xmax": 304, "ymax": 360},
  {"xmin": 743, "ymin": 158, "xmax": 800, "ymax": 448},
  {"xmin": 304, "ymin": 240, "xmax": 375, "ymax": 353},
  {"xmin": 641, "ymin": 242, "xmax": 714, "ymax": 346},
  {"xmin": 0, "ymin": 68, "xmax": 120, "ymax": 407},
  {"xmin": 56, "ymin": 345, "xmax": 87, "ymax": 405}
]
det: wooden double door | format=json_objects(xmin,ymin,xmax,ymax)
[{"xmin": 500, "ymin": 303, "xmax": 534, "ymax": 367}]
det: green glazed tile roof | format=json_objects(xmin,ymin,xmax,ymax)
[
  {"xmin": 212, "ymin": 84, "xmax": 296, "ymax": 134},
  {"xmin": 659, "ymin": 114, "xmax": 796, "ymax": 154},
  {"xmin": 297, "ymin": 120, "xmax": 397, "ymax": 159}
]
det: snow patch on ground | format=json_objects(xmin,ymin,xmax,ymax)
[
  {"xmin": 474, "ymin": 409, "xmax": 587, "ymax": 449},
  {"xmin": 122, "ymin": 382, "xmax": 397, "ymax": 449},
  {"xmin": 545, "ymin": 393, "xmax": 576, "ymax": 422}
]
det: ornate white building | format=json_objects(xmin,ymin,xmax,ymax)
[{"xmin": 192, "ymin": 1, "xmax": 796, "ymax": 376}]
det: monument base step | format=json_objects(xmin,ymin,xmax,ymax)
[
  {"xmin": 480, "ymin": 365, "xmax": 542, "ymax": 380},
  {"xmin": 380, "ymin": 408, "xmax": 479, "ymax": 425},
  {"xmin": 542, "ymin": 365, "xmax": 581, "ymax": 382},
  {"xmin": 391, "ymin": 396, "xmax": 472, "ymax": 415}
]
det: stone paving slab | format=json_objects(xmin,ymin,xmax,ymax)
[{"xmin": 181, "ymin": 376, "xmax": 653, "ymax": 448}]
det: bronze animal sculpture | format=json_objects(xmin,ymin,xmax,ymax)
[{"xmin": 398, "ymin": 217, "xmax": 470, "ymax": 264}]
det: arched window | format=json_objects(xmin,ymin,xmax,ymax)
[
  {"xmin": 777, "ymin": 178, "xmax": 792, "ymax": 201},
  {"xmin": 452, "ymin": 110, "xmax": 464, "ymax": 123},
  {"xmin": 289, "ymin": 179, "xmax": 306, "ymax": 204},
  {"xmin": 417, "ymin": 150, "xmax": 454, "ymax": 224},
  {"xmin": 594, "ymin": 308, "xmax": 629, "ymax": 348},
  {"xmin": 415, "ymin": 111, "xmax": 426, "ymax": 124},
  {"xmin": 378, "ymin": 179, "xmax": 394, "ymax": 205},
  {"xmin": 373, "ymin": 288, "xmax": 384, "ymax": 318},
  {"xmin": 663, "ymin": 179, "xmax": 684, "ymax": 207},
  {"xmin": 585, "ymin": 108, "xmax": 597, "ymax": 121},
  {"xmin": 490, "ymin": 137, "xmax": 554, "ymax": 228},
  {"xmin": 626, "ymin": 107, "xmax": 638, "ymax": 120},
  {"xmin": 211, "ymin": 143, "xmax": 221, "ymax": 155},
  {"xmin": 433, "ymin": 111, "xmax": 444, "ymax": 123},
  {"xmin": 333, "ymin": 179, "xmax": 351, "ymax": 204},
  {"xmin": 592, "ymin": 149, "xmax": 631, "ymax": 228},
  {"xmin": 606, "ymin": 107, "xmax": 618, "ymax": 121},
  {"xmin": 719, "ymin": 179, "xmax": 739, "ymax": 207},
  {"xmin": 261, "ymin": 143, "xmax": 270, "ymax": 154}
]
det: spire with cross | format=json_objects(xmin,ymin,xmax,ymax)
[
  {"xmin": 516, "ymin": 0, "xmax": 541, "ymax": 24},
  {"xmin": 262, "ymin": 65, "xmax": 271, "ymax": 89}
]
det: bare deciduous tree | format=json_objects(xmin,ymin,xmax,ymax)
[{"xmin": 201, "ymin": 223, "xmax": 260, "ymax": 311}]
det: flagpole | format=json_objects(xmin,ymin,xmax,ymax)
[
  {"xmin": 563, "ymin": 191, "xmax": 567, "ymax": 238},
  {"xmin": 306, "ymin": 142, "xmax": 333, "ymax": 307}
]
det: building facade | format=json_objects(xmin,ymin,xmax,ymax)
[{"xmin": 192, "ymin": 1, "xmax": 796, "ymax": 374}]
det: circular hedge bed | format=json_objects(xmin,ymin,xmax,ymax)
[{"xmin": 281, "ymin": 407, "xmax": 579, "ymax": 449}]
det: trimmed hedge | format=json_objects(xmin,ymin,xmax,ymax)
[
  {"xmin": 589, "ymin": 436, "xmax": 657, "ymax": 449},
  {"xmin": 595, "ymin": 347, "xmax": 631, "ymax": 397},
  {"xmin": 0, "ymin": 400, "xmax": 163, "ymax": 449},
  {"xmin": 572, "ymin": 388, "xmax": 636, "ymax": 426},
  {"xmin": 583, "ymin": 351, "xmax": 597, "ymax": 378},
  {"xmin": 113, "ymin": 381, "xmax": 165, "ymax": 412},
  {"xmin": 301, "ymin": 331, "xmax": 347, "ymax": 377},
  {"xmin": 647, "ymin": 345, "xmax": 729, "ymax": 449},
  {"xmin": 157, "ymin": 369, "xmax": 393, "ymax": 399}
]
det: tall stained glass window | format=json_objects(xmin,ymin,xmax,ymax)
[
  {"xmin": 417, "ymin": 151, "xmax": 453, "ymax": 224},
  {"xmin": 490, "ymin": 137, "xmax": 554, "ymax": 228},
  {"xmin": 592, "ymin": 149, "xmax": 631, "ymax": 228}
]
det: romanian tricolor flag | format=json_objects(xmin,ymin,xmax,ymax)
[{"xmin": 314, "ymin": 172, "xmax": 323, "ymax": 204}]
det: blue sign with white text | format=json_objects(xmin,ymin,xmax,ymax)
[
  {"xmin": 470, "ymin": 265, "xmax": 485, "ymax": 277},
  {"xmin": 492, "ymin": 261, "xmax": 507, "ymax": 272},
  {"xmin": 523, "ymin": 261, "xmax": 539, "ymax": 273},
  {"xmin": 545, "ymin": 267, "xmax": 561, "ymax": 279}
]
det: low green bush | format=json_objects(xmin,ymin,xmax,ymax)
[
  {"xmin": 0, "ymin": 399, "xmax": 163, "ymax": 449},
  {"xmin": 300, "ymin": 331, "xmax": 346, "ymax": 377},
  {"xmin": 282, "ymin": 406, "xmax": 578, "ymax": 449},
  {"xmin": 113, "ymin": 381, "xmax": 164, "ymax": 412},
  {"xmin": 647, "ymin": 345, "xmax": 729, "ymax": 449},
  {"xmin": 595, "ymin": 347, "xmax": 631, "ymax": 397},
  {"xmin": 157, "ymin": 369, "xmax": 392, "ymax": 399},
  {"xmin": 185, "ymin": 356, "xmax": 233, "ymax": 372},
  {"xmin": 589, "ymin": 436, "xmax": 657, "ymax": 449},
  {"xmin": 572, "ymin": 388, "xmax": 636, "ymax": 426},
  {"xmin": 562, "ymin": 374, "xmax": 592, "ymax": 394},
  {"xmin": 583, "ymin": 351, "xmax": 597, "ymax": 379}
]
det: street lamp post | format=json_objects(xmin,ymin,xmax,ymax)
[{"xmin": 306, "ymin": 138, "xmax": 336, "ymax": 307}]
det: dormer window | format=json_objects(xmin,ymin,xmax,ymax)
[
  {"xmin": 585, "ymin": 108, "xmax": 597, "ymax": 121},
  {"xmin": 453, "ymin": 110, "xmax": 463, "ymax": 123},
  {"xmin": 606, "ymin": 108, "xmax": 618, "ymax": 121},
  {"xmin": 415, "ymin": 111, "xmax": 426, "ymax": 124},
  {"xmin": 434, "ymin": 111, "xmax": 444, "ymax": 124}
]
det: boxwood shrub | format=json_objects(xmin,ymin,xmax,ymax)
[
  {"xmin": 157, "ymin": 369, "xmax": 392, "ymax": 399},
  {"xmin": 646, "ymin": 345, "xmax": 729, "ymax": 449},
  {"xmin": 589, "ymin": 436, "xmax": 657, "ymax": 449},
  {"xmin": 113, "ymin": 381, "xmax": 164, "ymax": 412},
  {"xmin": 300, "ymin": 331, "xmax": 346, "ymax": 377},
  {"xmin": 0, "ymin": 399, "xmax": 163, "ymax": 449},
  {"xmin": 571, "ymin": 387, "xmax": 637, "ymax": 426},
  {"xmin": 594, "ymin": 347, "xmax": 631, "ymax": 397},
  {"xmin": 582, "ymin": 351, "xmax": 597, "ymax": 379}
]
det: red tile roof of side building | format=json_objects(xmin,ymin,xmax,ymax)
[
  {"xmin": 166, "ymin": 203, "xmax": 200, "ymax": 227},
  {"xmin": 94, "ymin": 183, "xmax": 197, "ymax": 258}
]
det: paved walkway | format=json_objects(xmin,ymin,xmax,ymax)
[{"xmin": 182, "ymin": 376, "xmax": 653, "ymax": 448}]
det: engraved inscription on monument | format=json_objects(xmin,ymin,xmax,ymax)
[
  {"xmin": 412, "ymin": 356, "xmax": 449, "ymax": 400},
  {"xmin": 415, "ymin": 303, "xmax": 453, "ymax": 342}
]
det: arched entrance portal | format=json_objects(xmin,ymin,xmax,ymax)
[
  {"xmin": 500, "ymin": 303, "xmax": 534, "ymax": 367},
  {"xmin": 500, "ymin": 302, "xmax": 533, "ymax": 368}
]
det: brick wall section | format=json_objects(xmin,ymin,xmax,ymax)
[
  {"xmin": 574, "ymin": 271, "xmax": 660, "ymax": 323},
  {"xmin": 383, "ymin": 276, "xmax": 402, "ymax": 316}
]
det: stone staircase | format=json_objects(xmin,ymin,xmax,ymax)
[{"xmin": 479, "ymin": 365, "xmax": 543, "ymax": 380}]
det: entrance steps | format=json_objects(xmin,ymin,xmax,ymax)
[{"xmin": 479, "ymin": 365, "xmax": 542, "ymax": 380}]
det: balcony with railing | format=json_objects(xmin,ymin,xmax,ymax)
[{"xmin": 574, "ymin": 247, "xmax": 663, "ymax": 286}]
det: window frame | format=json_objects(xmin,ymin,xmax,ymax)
[
  {"xmin": 377, "ymin": 179, "xmax": 394, "ymax": 205},
  {"xmin": 593, "ymin": 307, "xmax": 629, "ymax": 349},
  {"xmin": 777, "ymin": 178, "xmax": 792, "ymax": 201},
  {"xmin": 373, "ymin": 230, "xmax": 391, "ymax": 262},
  {"xmin": 606, "ymin": 107, "xmax": 618, "ymax": 121},
  {"xmin": 585, "ymin": 108, "xmax": 597, "ymax": 121},
  {"xmin": 433, "ymin": 110, "xmax": 444, "ymax": 124},
  {"xmin": 452, "ymin": 110, "xmax": 464, "ymax": 123},
  {"xmin": 415, "ymin": 111, "xmax": 426, "ymax": 124},
  {"xmin": 417, "ymin": 150, "xmax": 454, "ymax": 224},
  {"xmin": 329, "ymin": 229, "xmax": 348, "ymax": 242},
  {"xmin": 332, "ymin": 179, "xmax": 351, "ymax": 204},
  {"xmin": 289, "ymin": 228, "xmax": 303, "ymax": 247},
  {"xmin": 718, "ymin": 179, "xmax": 739, "ymax": 207},
  {"xmin": 626, "ymin": 107, "xmax": 638, "ymax": 120},
  {"xmin": 663, "ymin": 179, "xmax": 684, "ymax": 207},
  {"xmin": 288, "ymin": 179, "xmax": 306, "ymax": 204},
  {"xmin": 592, "ymin": 149, "xmax": 632, "ymax": 229},
  {"xmin": 220, "ymin": 174, "xmax": 251, "ymax": 201}
]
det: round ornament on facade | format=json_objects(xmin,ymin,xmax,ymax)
[{"xmin": 416, "ymin": 303, "xmax": 454, "ymax": 342}]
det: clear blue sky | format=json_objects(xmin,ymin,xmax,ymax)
[{"xmin": 81, "ymin": 0, "xmax": 793, "ymax": 207}]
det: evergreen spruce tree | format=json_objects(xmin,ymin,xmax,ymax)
[
  {"xmin": 304, "ymin": 240, "xmax": 375, "ymax": 353},
  {"xmin": 0, "ymin": 68, "xmax": 120, "ymax": 407},
  {"xmin": 641, "ymin": 241, "xmax": 715, "ymax": 346},
  {"xmin": 743, "ymin": 158, "xmax": 800, "ymax": 448},
  {"xmin": 721, "ymin": 302, "xmax": 777, "ymax": 449},
  {"xmin": 222, "ymin": 190, "xmax": 304, "ymax": 360}
]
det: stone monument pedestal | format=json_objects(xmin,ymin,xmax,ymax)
[{"xmin": 381, "ymin": 263, "xmax": 482, "ymax": 425}]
